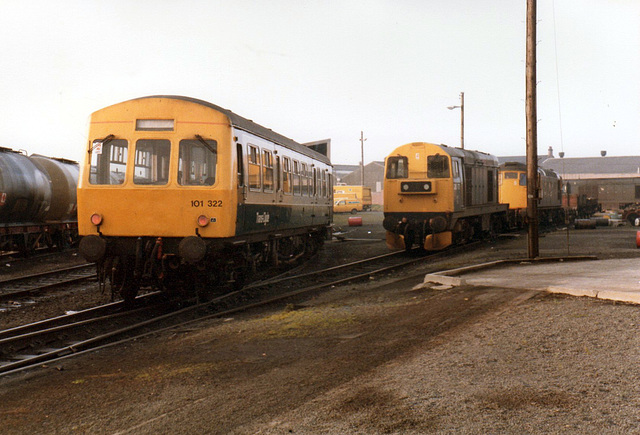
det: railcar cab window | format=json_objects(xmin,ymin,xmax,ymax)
[
  {"xmin": 134, "ymin": 139, "xmax": 170, "ymax": 185},
  {"xmin": 427, "ymin": 154, "xmax": 449, "ymax": 178},
  {"xmin": 89, "ymin": 138, "xmax": 128, "ymax": 185},
  {"xmin": 178, "ymin": 138, "xmax": 217, "ymax": 186},
  {"xmin": 386, "ymin": 156, "xmax": 408, "ymax": 179}
]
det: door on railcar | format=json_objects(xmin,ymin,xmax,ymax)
[
  {"xmin": 235, "ymin": 143, "xmax": 245, "ymax": 231},
  {"xmin": 452, "ymin": 157, "xmax": 464, "ymax": 211}
]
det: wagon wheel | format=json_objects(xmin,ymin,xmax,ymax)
[{"xmin": 120, "ymin": 282, "xmax": 139, "ymax": 307}]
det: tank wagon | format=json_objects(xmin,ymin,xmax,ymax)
[
  {"xmin": 498, "ymin": 162, "xmax": 564, "ymax": 227},
  {"xmin": 383, "ymin": 142, "xmax": 507, "ymax": 251},
  {"xmin": 77, "ymin": 96, "xmax": 332, "ymax": 303},
  {"xmin": 0, "ymin": 147, "xmax": 78, "ymax": 253}
]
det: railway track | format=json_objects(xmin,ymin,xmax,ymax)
[
  {"xmin": 0, "ymin": 263, "xmax": 96, "ymax": 304},
  {"xmin": 0, "ymin": 243, "xmax": 477, "ymax": 377}
]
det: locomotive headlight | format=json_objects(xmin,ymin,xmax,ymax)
[
  {"xmin": 197, "ymin": 215, "xmax": 209, "ymax": 227},
  {"xmin": 90, "ymin": 213, "xmax": 103, "ymax": 226},
  {"xmin": 400, "ymin": 181, "xmax": 433, "ymax": 193}
]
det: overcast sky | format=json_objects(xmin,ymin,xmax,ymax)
[{"xmin": 1, "ymin": 0, "xmax": 638, "ymax": 165}]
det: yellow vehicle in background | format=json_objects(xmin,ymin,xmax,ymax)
[
  {"xmin": 333, "ymin": 185, "xmax": 371, "ymax": 212},
  {"xmin": 334, "ymin": 197, "xmax": 364, "ymax": 214}
]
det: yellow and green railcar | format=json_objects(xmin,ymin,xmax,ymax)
[{"xmin": 78, "ymin": 96, "xmax": 332, "ymax": 302}]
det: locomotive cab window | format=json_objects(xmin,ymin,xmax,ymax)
[
  {"xmin": 427, "ymin": 155, "xmax": 450, "ymax": 178},
  {"xmin": 178, "ymin": 138, "xmax": 217, "ymax": 186},
  {"xmin": 504, "ymin": 172, "xmax": 518, "ymax": 180},
  {"xmin": 89, "ymin": 138, "xmax": 128, "ymax": 185},
  {"xmin": 386, "ymin": 156, "xmax": 408, "ymax": 179},
  {"xmin": 519, "ymin": 173, "xmax": 527, "ymax": 186},
  {"xmin": 134, "ymin": 139, "xmax": 170, "ymax": 185}
]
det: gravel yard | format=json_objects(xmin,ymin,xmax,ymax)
[{"xmin": 2, "ymin": 214, "xmax": 640, "ymax": 434}]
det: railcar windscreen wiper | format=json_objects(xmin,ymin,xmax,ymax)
[{"xmin": 89, "ymin": 134, "xmax": 115, "ymax": 153}]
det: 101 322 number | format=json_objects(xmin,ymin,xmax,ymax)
[{"xmin": 191, "ymin": 200, "xmax": 223, "ymax": 207}]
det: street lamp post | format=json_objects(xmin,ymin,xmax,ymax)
[
  {"xmin": 360, "ymin": 130, "xmax": 367, "ymax": 186},
  {"xmin": 447, "ymin": 92, "xmax": 465, "ymax": 149}
]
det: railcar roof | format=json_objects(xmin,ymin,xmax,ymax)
[{"xmin": 135, "ymin": 95, "xmax": 331, "ymax": 165}]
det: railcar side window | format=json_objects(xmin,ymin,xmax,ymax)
[
  {"xmin": 322, "ymin": 170, "xmax": 328, "ymax": 197},
  {"xmin": 134, "ymin": 140, "xmax": 170, "ymax": 185},
  {"xmin": 248, "ymin": 145, "xmax": 261, "ymax": 190},
  {"xmin": 90, "ymin": 139, "xmax": 128, "ymax": 185},
  {"xmin": 301, "ymin": 163, "xmax": 309, "ymax": 196},
  {"xmin": 293, "ymin": 161, "xmax": 301, "ymax": 195},
  {"xmin": 386, "ymin": 156, "xmax": 408, "ymax": 179},
  {"xmin": 178, "ymin": 138, "xmax": 217, "ymax": 186},
  {"xmin": 263, "ymin": 150, "xmax": 274, "ymax": 192},
  {"xmin": 427, "ymin": 155, "xmax": 450, "ymax": 178},
  {"xmin": 282, "ymin": 157, "xmax": 291, "ymax": 194}
]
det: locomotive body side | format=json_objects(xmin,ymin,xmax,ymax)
[{"xmin": 383, "ymin": 142, "xmax": 506, "ymax": 251}]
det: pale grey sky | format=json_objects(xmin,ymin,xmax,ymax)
[{"xmin": 1, "ymin": 0, "xmax": 638, "ymax": 165}]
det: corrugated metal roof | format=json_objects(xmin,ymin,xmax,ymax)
[{"xmin": 543, "ymin": 156, "xmax": 640, "ymax": 175}]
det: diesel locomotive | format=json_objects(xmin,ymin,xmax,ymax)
[
  {"xmin": 77, "ymin": 96, "xmax": 332, "ymax": 302},
  {"xmin": 498, "ymin": 162, "xmax": 564, "ymax": 227},
  {"xmin": 0, "ymin": 147, "xmax": 78, "ymax": 254},
  {"xmin": 383, "ymin": 142, "xmax": 507, "ymax": 251}
]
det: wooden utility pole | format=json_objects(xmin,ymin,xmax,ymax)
[
  {"xmin": 526, "ymin": 0, "xmax": 539, "ymax": 259},
  {"xmin": 360, "ymin": 131, "xmax": 366, "ymax": 186}
]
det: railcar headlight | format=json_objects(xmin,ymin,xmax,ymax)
[
  {"xmin": 90, "ymin": 213, "xmax": 103, "ymax": 226},
  {"xmin": 197, "ymin": 215, "xmax": 209, "ymax": 227}
]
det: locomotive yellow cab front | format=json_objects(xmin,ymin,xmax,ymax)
[{"xmin": 383, "ymin": 142, "xmax": 507, "ymax": 251}]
